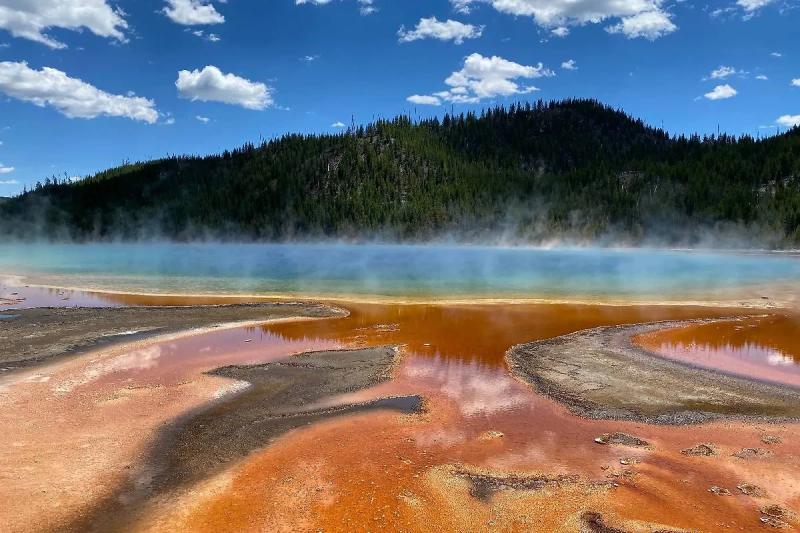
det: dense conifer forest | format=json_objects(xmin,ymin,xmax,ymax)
[{"xmin": 2, "ymin": 99, "xmax": 800, "ymax": 246}]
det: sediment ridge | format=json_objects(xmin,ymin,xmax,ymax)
[
  {"xmin": 507, "ymin": 320, "xmax": 800, "ymax": 424},
  {"xmin": 0, "ymin": 303, "xmax": 345, "ymax": 373}
]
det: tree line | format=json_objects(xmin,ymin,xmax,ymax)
[{"xmin": 2, "ymin": 99, "xmax": 799, "ymax": 246}]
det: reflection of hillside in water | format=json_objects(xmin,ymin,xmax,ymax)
[
  {"xmin": 655, "ymin": 341, "xmax": 798, "ymax": 366},
  {"xmin": 638, "ymin": 314, "xmax": 800, "ymax": 387},
  {"xmin": 260, "ymin": 302, "xmax": 750, "ymax": 369}
]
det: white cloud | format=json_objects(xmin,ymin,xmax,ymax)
[
  {"xmin": 776, "ymin": 115, "xmax": 800, "ymax": 128},
  {"xmin": 190, "ymin": 29, "xmax": 221, "ymax": 42},
  {"xmin": 792, "ymin": 79, "xmax": 800, "ymax": 87},
  {"xmin": 605, "ymin": 9, "xmax": 676, "ymax": 40},
  {"xmin": 195, "ymin": 115, "xmax": 210, "ymax": 123},
  {"xmin": 451, "ymin": 0, "xmax": 676, "ymax": 40},
  {"xmin": 0, "ymin": 61, "xmax": 158, "ymax": 123},
  {"xmin": 551, "ymin": 26, "xmax": 569, "ymax": 37},
  {"xmin": 0, "ymin": 0, "xmax": 128, "ymax": 49},
  {"xmin": 331, "ymin": 121, "xmax": 346, "ymax": 128},
  {"xmin": 561, "ymin": 59, "xmax": 577, "ymax": 70},
  {"xmin": 737, "ymin": 0, "xmax": 775, "ymax": 12},
  {"xmin": 770, "ymin": 52, "xmax": 782, "ymax": 58},
  {"xmin": 176, "ymin": 66, "xmax": 272, "ymax": 110},
  {"xmin": 705, "ymin": 65, "xmax": 739, "ymax": 80},
  {"xmin": 300, "ymin": 55, "xmax": 319, "ymax": 62},
  {"xmin": 755, "ymin": 74, "xmax": 768, "ymax": 80},
  {"xmin": 407, "ymin": 94, "xmax": 441, "ymax": 106},
  {"xmin": 358, "ymin": 0, "xmax": 377, "ymax": 15},
  {"xmin": 412, "ymin": 53, "xmax": 553, "ymax": 105},
  {"xmin": 398, "ymin": 17, "xmax": 483, "ymax": 44},
  {"xmin": 163, "ymin": 0, "xmax": 224, "ymax": 25},
  {"xmin": 704, "ymin": 84, "xmax": 737, "ymax": 100},
  {"xmin": 0, "ymin": 165, "xmax": 13, "ymax": 174}
]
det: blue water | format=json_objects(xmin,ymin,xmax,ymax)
[{"xmin": 0, "ymin": 243, "xmax": 798, "ymax": 298}]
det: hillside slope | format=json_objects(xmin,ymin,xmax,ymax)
[{"xmin": 2, "ymin": 99, "xmax": 800, "ymax": 246}]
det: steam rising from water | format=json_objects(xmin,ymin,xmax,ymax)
[{"xmin": 1, "ymin": 242, "xmax": 799, "ymax": 299}]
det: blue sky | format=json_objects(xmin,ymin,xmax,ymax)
[{"xmin": 0, "ymin": 0, "xmax": 798, "ymax": 195}]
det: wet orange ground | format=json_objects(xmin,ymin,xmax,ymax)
[
  {"xmin": 1, "ymin": 287, "xmax": 799, "ymax": 532},
  {"xmin": 122, "ymin": 304, "xmax": 800, "ymax": 531},
  {"xmin": 0, "ymin": 320, "xmax": 342, "ymax": 532},
  {"xmin": 637, "ymin": 314, "xmax": 800, "ymax": 388}
]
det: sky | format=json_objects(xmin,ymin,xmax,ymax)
[{"xmin": 0, "ymin": 0, "xmax": 798, "ymax": 196}]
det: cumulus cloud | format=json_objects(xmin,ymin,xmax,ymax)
[
  {"xmin": 176, "ymin": 66, "xmax": 273, "ymax": 110},
  {"xmin": 704, "ymin": 84, "xmax": 737, "ymax": 100},
  {"xmin": 0, "ymin": 0, "xmax": 128, "ymax": 49},
  {"xmin": 551, "ymin": 26, "xmax": 569, "ymax": 37},
  {"xmin": 451, "ymin": 0, "xmax": 676, "ymax": 40},
  {"xmin": 605, "ymin": 9, "xmax": 676, "ymax": 40},
  {"xmin": 776, "ymin": 115, "xmax": 800, "ymax": 128},
  {"xmin": 792, "ymin": 79, "xmax": 800, "ymax": 87},
  {"xmin": 0, "ymin": 61, "xmax": 159, "ymax": 123},
  {"xmin": 398, "ymin": 17, "xmax": 483, "ymax": 44},
  {"xmin": 755, "ymin": 74, "xmax": 768, "ymax": 80},
  {"xmin": 770, "ymin": 52, "xmax": 782, "ymax": 58},
  {"xmin": 411, "ymin": 53, "xmax": 553, "ymax": 105},
  {"xmin": 561, "ymin": 59, "xmax": 577, "ymax": 70},
  {"xmin": 331, "ymin": 121, "xmax": 346, "ymax": 128},
  {"xmin": 0, "ymin": 165, "xmax": 13, "ymax": 174},
  {"xmin": 163, "ymin": 0, "xmax": 224, "ymax": 25},
  {"xmin": 407, "ymin": 94, "xmax": 442, "ymax": 106},
  {"xmin": 705, "ymin": 65, "xmax": 739, "ymax": 80},
  {"xmin": 195, "ymin": 115, "xmax": 210, "ymax": 123}
]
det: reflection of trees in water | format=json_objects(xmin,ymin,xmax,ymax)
[{"xmin": 647, "ymin": 314, "xmax": 800, "ymax": 366}]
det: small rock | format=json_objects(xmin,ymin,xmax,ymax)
[
  {"xmin": 761, "ymin": 435, "xmax": 782, "ymax": 445},
  {"xmin": 619, "ymin": 457, "xmax": 639, "ymax": 466},
  {"xmin": 760, "ymin": 505, "xmax": 795, "ymax": 529},
  {"xmin": 681, "ymin": 443, "xmax": 717, "ymax": 456},
  {"xmin": 760, "ymin": 516, "xmax": 788, "ymax": 529},
  {"xmin": 709, "ymin": 485, "xmax": 731, "ymax": 495},
  {"xmin": 733, "ymin": 447, "xmax": 772, "ymax": 459},
  {"xmin": 736, "ymin": 483, "xmax": 766, "ymax": 497},
  {"xmin": 478, "ymin": 430, "xmax": 504, "ymax": 441},
  {"xmin": 593, "ymin": 432, "xmax": 649, "ymax": 448},
  {"xmin": 761, "ymin": 505, "xmax": 792, "ymax": 520}
]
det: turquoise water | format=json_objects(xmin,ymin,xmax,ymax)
[{"xmin": 0, "ymin": 243, "xmax": 799, "ymax": 298}]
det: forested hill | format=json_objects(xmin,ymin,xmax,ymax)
[{"xmin": 2, "ymin": 99, "xmax": 800, "ymax": 246}]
